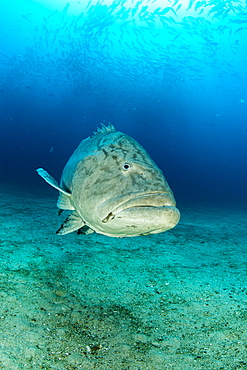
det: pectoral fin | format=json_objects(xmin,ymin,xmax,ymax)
[
  {"xmin": 36, "ymin": 168, "xmax": 70, "ymax": 195},
  {"xmin": 57, "ymin": 192, "xmax": 75, "ymax": 210},
  {"xmin": 37, "ymin": 168, "xmax": 75, "ymax": 211}
]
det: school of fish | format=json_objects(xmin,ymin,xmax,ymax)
[{"xmin": 1, "ymin": 0, "xmax": 245, "ymax": 98}]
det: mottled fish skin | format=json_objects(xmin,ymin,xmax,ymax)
[{"xmin": 37, "ymin": 124, "xmax": 180, "ymax": 237}]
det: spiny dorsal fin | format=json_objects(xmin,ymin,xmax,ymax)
[{"xmin": 93, "ymin": 123, "xmax": 116, "ymax": 136}]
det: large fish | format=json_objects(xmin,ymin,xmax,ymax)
[{"xmin": 37, "ymin": 124, "xmax": 180, "ymax": 237}]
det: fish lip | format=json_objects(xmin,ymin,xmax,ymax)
[{"xmin": 100, "ymin": 191, "xmax": 176, "ymax": 223}]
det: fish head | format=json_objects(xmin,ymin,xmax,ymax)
[{"xmin": 72, "ymin": 131, "xmax": 180, "ymax": 237}]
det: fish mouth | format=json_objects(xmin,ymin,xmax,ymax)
[{"xmin": 99, "ymin": 192, "xmax": 177, "ymax": 223}]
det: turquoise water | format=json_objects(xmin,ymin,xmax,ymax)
[
  {"xmin": 0, "ymin": 186, "xmax": 246, "ymax": 369},
  {"xmin": 1, "ymin": 1, "xmax": 247, "ymax": 368}
]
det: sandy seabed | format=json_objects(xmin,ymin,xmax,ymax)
[{"xmin": 0, "ymin": 185, "xmax": 247, "ymax": 370}]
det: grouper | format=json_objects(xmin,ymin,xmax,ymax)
[{"xmin": 37, "ymin": 124, "xmax": 180, "ymax": 237}]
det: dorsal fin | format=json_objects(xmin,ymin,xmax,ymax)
[{"xmin": 93, "ymin": 123, "xmax": 116, "ymax": 136}]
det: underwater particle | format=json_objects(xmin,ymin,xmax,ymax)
[
  {"xmin": 54, "ymin": 289, "xmax": 66, "ymax": 297},
  {"xmin": 85, "ymin": 344, "xmax": 102, "ymax": 355},
  {"xmin": 240, "ymin": 99, "xmax": 245, "ymax": 103}
]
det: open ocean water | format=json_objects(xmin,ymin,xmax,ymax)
[{"xmin": 0, "ymin": 0, "xmax": 247, "ymax": 369}]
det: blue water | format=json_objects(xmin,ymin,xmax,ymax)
[
  {"xmin": 1, "ymin": 2, "xmax": 247, "ymax": 368},
  {"xmin": 0, "ymin": 0, "xmax": 246, "ymax": 207}
]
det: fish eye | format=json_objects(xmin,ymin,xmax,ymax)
[{"xmin": 123, "ymin": 162, "xmax": 131, "ymax": 171}]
